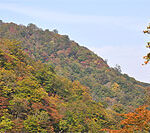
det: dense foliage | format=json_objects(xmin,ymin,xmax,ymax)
[
  {"xmin": 0, "ymin": 20, "xmax": 150, "ymax": 132},
  {"xmin": 0, "ymin": 39, "xmax": 118, "ymax": 132},
  {"xmin": 101, "ymin": 105, "xmax": 150, "ymax": 133},
  {"xmin": 0, "ymin": 21, "xmax": 148, "ymax": 113}
]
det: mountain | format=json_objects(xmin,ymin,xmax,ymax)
[
  {"xmin": 0, "ymin": 20, "xmax": 149, "ymax": 132},
  {"xmin": 0, "ymin": 21, "xmax": 148, "ymax": 111},
  {"xmin": 0, "ymin": 38, "xmax": 117, "ymax": 132}
]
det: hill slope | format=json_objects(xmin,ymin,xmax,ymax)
[
  {"xmin": 0, "ymin": 39, "xmax": 118, "ymax": 132},
  {"xmin": 0, "ymin": 21, "xmax": 149, "ymax": 112}
]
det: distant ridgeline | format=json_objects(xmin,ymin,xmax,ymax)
[{"xmin": 0, "ymin": 20, "xmax": 149, "ymax": 132}]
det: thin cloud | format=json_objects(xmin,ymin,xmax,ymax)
[
  {"xmin": 0, "ymin": 1, "xmax": 149, "ymax": 82},
  {"xmin": 0, "ymin": 2, "xmax": 147, "ymax": 31}
]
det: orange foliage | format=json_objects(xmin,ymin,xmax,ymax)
[
  {"xmin": 102, "ymin": 105, "xmax": 150, "ymax": 132},
  {"xmin": 120, "ymin": 105, "xmax": 150, "ymax": 132}
]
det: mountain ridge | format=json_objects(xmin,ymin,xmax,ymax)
[
  {"xmin": 0, "ymin": 20, "xmax": 149, "ymax": 111},
  {"xmin": 0, "ymin": 20, "xmax": 150, "ymax": 132}
]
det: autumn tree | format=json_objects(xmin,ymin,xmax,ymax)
[
  {"xmin": 0, "ymin": 39, "xmax": 62, "ymax": 132},
  {"xmin": 143, "ymin": 23, "xmax": 150, "ymax": 64},
  {"xmin": 101, "ymin": 105, "xmax": 150, "ymax": 133}
]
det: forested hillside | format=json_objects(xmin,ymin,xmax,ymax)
[
  {"xmin": 0, "ymin": 21, "xmax": 150, "ymax": 132},
  {"xmin": 0, "ymin": 21, "xmax": 148, "ymax": 111},
  {"xmin": 0, "ymin": 39, "xmax": 118, "ymax": 132}
]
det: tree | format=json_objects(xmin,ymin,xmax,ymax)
[
  {"xmin": 143, "ymin": 23, "xmax": 150, "ymax": 64},
  {"xmin": 53, "ymin": 29, "xmax": 58, "ymax": 34},
  {"xmin": 119, "ymin": 105, "xmax": 150, "ymax": 132},
  {"xmin": 114, "ymin": 64, "xmax": 122, "ymax": 73},
  {"xmin": 101, "ymin": 105, "xmax": 150, "ymax": 133}
]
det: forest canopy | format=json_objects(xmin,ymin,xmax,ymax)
[{"xmin": 0, "ymin": 21, "xmax": 149, "ymax": 132}]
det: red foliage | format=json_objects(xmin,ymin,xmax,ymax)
[
  {"xmin": 9, "ymin": 26, "xmax": 16, "ymax": 33},
  {"xmin": 4, "ymin": 54, "xmax": 13, "ymax": 62},
  {"xmin": 0, "ymin": 96, "xmax": 9, "ymax": 109},
  {"xmin": 80, "ymin": 61, "xmax": 86, "ymax": 64},
  {"xmin": 12, "ymin": 119, "xmax": 24, "ymax": 132},
  {"xmin": 32, "ymin": 97, "xmax": 62, "ymax": 123}
]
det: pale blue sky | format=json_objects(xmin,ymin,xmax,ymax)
[{"xmin": 0, "ymin": 0, "xmax": 150, "ymax": 82}]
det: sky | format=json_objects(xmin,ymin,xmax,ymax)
[{"xmin": 0, "ymin": 0, "xmax": 150, "ymax": 83}]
